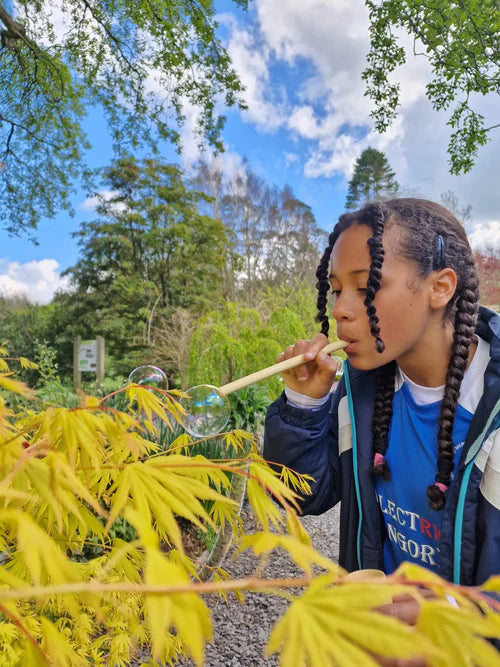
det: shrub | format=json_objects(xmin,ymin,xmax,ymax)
[{"xmin": 0, "ymin": 344, "xmax": 498, "ymax": 665}]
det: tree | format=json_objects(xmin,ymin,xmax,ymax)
[
  {"xmin": 363, "ymin": 0, "xmax": 500, "ymax": 175},
  {"xmin": 474, "ymin": 248, "xmax": 500, "ymax": 308},
  {"xmin": 0, "ymin": 0, "xmax": 247, "ymax": 234},
  {"xmin": 440, "ymin": 190, "xmax": 473, "ymax": 228},
  {"xmin": 187, "ymin": 300, "xmax": 317, "ymax": 397},
  {"xmin": 262, "ymin": 185, "xmax": 328, "ymax": 287},
  {"xmin": 345, "ymin": 147, "xmax": 399, "ymax": 210},
  {"xmin": 150, "ymin": 307, "xmax": 195, "ymax": 390},
  {"xmin": 219, "ymin": 164, "xmax": 271, "ymax": 301},
  {"xmin": 62, "ymin": 155, "xmax": 231, "ymax": 373},
  {"xmin": 193, "ymin": 159, "xmax": 327, "ymax": 300}
]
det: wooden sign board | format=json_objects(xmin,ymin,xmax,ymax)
[{"xmin": 73, "ymin": 336, "xmax": 105, "ymax": 390}]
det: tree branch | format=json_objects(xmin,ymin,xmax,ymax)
[
  {"xmin": 0, "ymin": 4, "xmax": 26, "ymax": 44},
  {"xmin": 80, "ymin": 0, "xmax": 141, "ymax": 77}
]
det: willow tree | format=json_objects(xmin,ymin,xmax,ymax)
[{"xmin": 0, "ymin": 0, "xmax": 247, "ymax": 234}]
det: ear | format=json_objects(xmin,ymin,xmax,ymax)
[{"xmin": 429, "ymin": 268, "xmax": 457, "ymax": 310}]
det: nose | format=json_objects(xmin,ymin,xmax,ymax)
[{"xmin": 331, "ymin": 292, "xmax": 355, "ymax": 322}]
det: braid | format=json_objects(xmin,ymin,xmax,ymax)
[
  {"xmin": 427, "ymin": 267, "xmax": 479, "ymax": 510},
  {"xmin": 316, "ymin": 216, "xmax": 353, "ymax": 336},
  {"xmin": 364, "ymin": 207, "xmax": 386, "ymax": 353},
  {"xmin": 315, "ymin": 197, "xmax": 480, "ymax": 511},
  {"xmin": 371, "ymin": 361, "xmax": 397, "ymax": 480},
  {"xmin": 315, "ymin": 231, "xmax": 337, "ymax": 336}
]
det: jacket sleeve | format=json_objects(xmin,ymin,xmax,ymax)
[{"xmin": 263, "ymin": 388, "xmax": 341, "ymax": 516}]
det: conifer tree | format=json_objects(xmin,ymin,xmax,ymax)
[{"xmin": 345, "ymin": 147, "xmax": 398, "ymax": 210}]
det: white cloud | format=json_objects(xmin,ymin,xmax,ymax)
[
  {"xmin": 222, "ymin": 0, "xmax": 500, "ymax": 240},
  {"xmin": 0, "ymin": 259, "xmax": 70, "ymax": 305},
  {"xmin": 209, "ymin": 150, "xmax": 246, "ymax": 181},
  {"xmin": 468, "ymin": 221, "xmax": 500, "ymax": 251},
  {"xmin": 79, "ymin": 190, "xmax": 120, "ymax": 211},
  {"xmin": 220, "ymin": 13, "xmax": 287, "ymax": 132},
  {"xmin": 284, "ymin": 152, "xmax": 299, "ymax": 166}
]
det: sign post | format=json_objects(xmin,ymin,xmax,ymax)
[{"xmin": 73, "ymin": 336, "xmax": 105, "ymax": 390}]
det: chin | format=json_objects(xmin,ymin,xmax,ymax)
[{"xmin": 346, "ymin": 354, "xmax": 386, "ymax": 371}]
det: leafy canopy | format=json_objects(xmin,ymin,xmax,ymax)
[
  {"xmin": 0, "ymin": 0, "xmax": 247, "ymax": 234},
  {"xmin": 61, "ymin": 155, "xmax": 231, "ymax": 373},
  {"xmin": 363, "ymin": 0, "xmax": 500, "ymax": 174}
]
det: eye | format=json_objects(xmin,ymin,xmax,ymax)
[{"xmin": 331, "ymin": 290, "xmax": 341, "ymax": 302}]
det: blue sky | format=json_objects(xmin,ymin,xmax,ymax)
[{"xmin": 1, "ymin": 0, "xmax": 499, "ymax": 303}]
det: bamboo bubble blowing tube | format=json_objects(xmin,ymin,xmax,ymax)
[{"xmin": 129, "ymin": 340, "xmax": 348, "ymax": 438}]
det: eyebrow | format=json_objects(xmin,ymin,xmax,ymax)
[{"xmin": 328, "ymin": 269, "xmax": 370, "ymax": 280}]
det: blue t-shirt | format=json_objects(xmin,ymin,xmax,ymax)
[
  {"xmin": 285, "ymin": 335, "xmax": 489, "ymax": 575},
  {"xmin": 375, "ymin": 381, "xmax": 473, "ymax": 574}
]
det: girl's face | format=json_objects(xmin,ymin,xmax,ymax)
[{"xmin": 329, "ymin": 223, "xmax": 439, "ymax": 370}]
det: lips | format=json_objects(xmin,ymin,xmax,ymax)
[{"xmin": 338, "ymin": 334, "xmax": 358, "ymax": 354}]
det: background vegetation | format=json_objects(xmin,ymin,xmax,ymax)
[{"xmin": 1, "ymin": 2, "xmax": 500, "ymax": 662}]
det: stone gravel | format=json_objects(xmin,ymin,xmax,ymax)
[{"xmin": 178, "ymin": 502, "xmax": 340, "ymax": 667}]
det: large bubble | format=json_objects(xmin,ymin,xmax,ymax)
[
  {"xmin": 178, "ymin": 384, "xmax": 230, "ymax": 438},
  {"xmin": 127, "ymin": 365, "xmax": 168, "ymax": 390}
]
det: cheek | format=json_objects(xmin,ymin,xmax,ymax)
[{"xmin": 377, "ymin": 297, "xmax": 422, "ymax": 347}]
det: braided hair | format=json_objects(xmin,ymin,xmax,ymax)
[{"xmin": 315, "ymin": 198, "xmax": 479, "ymax": 511}]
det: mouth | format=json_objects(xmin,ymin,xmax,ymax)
[{"xmin": 338, "ymin": 335, "xmax": 358, "ymax": 354}]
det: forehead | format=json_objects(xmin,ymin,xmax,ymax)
[
  {"xmin": 329, "ymin": 223, "xmax": 405, "ymax": 277},
  {"xmin": 329, "ymin": 224, "xmax": 372, "ymax": 275}
]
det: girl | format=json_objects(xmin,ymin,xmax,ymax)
[{"xmin": 264, "ymin": 198, "xmax": 500, "ymax": 595}]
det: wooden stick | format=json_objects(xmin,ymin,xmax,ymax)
[{"xmin": 219, "ymin": 340, "xmax": 348, "ymax": 396}]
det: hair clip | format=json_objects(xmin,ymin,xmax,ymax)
[{"xmin": 433, "ymin": 234, "xmax": 445, "ymax": 270}]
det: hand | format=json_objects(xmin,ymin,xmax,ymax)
[
  {"xmin": 277, "ymin": 333, "xmax": 341, "ymax": 399},
  {"xmin": 371, "ymin": 590, "xmax": 437, "ymax": 666}
]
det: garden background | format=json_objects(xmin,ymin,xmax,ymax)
[{"xmin": 1, "ymin": 0, "xmax": 500, "ymax": 665}]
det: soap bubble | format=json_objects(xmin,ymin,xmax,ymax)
[
  {"xmin": 179, "ymin": 384, "xmax": 230, "ymax": 438},
  {"xmin": 127, "ymin": 365, "xmax": 168, "ymax": 390},
  {"xmin": 332, "ymin": 356, "xmax": 344, "ymax": 380}
]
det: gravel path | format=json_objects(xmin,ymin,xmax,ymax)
[{"xmin": 183, "ymin": 502, "xmax": 341, "ymax": 667}]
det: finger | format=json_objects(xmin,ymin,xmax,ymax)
[
  {"xmin": 316, "ymin": 351, "xmax": 341, "ymax": 376},
  {"xmin": 391, "ymin": 589, "xmax": 436, "ymax": 604},
  {"xmin": 376, "ymin": 599, "xmax": 421, "ymax": 625},
  {"xmin": 303, "ymin": 333, "xmax": 329, "ymax": 361},
  {"xmin": 293, "ymin": 341, "xmax": 312, "ymax": 381},
  {"xmin": 294, "ymin": 339, "xmax": 310, "ymax": 355},
  {"xmin": 390, "ymin": 594, "xmax": 417, "ymax": 603}
]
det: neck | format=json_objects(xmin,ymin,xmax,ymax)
[{"xmin": 397, "ymin": 320, "xmax": 477, "ymax": 388}]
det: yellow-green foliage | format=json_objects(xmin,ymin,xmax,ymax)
[{"xmin": 0, "ymin": 342, "xmax": 499, "ymax": 666}]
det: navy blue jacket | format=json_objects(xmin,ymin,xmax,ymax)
[{"xmin": 264, "ymin": 307, "xmax": 500, "ymax": 585}]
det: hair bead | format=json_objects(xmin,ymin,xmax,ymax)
[{"xmin": 434, "ymin": 482, "xmax": 448, "ymax": 493}]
